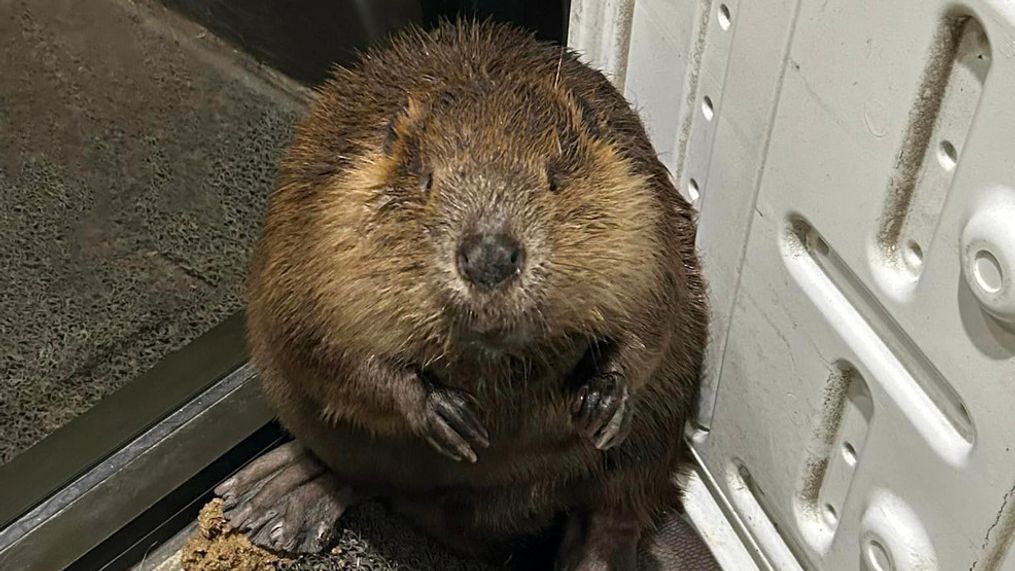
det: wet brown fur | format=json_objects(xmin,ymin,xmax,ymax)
[{"xmin": 246, "ymin": 20, "xmax": 708, "ymax": 565}]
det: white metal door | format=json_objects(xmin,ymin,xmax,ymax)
[{"xmin": 571, "ymin": 1, "xmax": 1015, "ymax": 569}]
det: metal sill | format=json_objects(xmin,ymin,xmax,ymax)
[
  {"xmin": 72, "ymin": 423, "xmax": 285, "ymax": 571},
  {"xmin": 0, "ymin": 313, "xmax": 276, "ymax": 570}
]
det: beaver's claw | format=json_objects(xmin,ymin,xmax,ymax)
[
  {"xmin": 572, "ymin": 372, "xmax": 633, "ymax": 450},
  {"xmin": 418, "ymin": 386, "xmax": 490, "ymax": 462}
]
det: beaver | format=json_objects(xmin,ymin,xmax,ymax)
[{"xmin": 214, "ymin": 20, "xmax": 710, "ymax": 570}]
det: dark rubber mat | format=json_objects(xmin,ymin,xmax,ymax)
[
  {"xmin": 285, "ymin": 503, "xmax": 719, "ymax": 570},
  {"xmin": 0, "ymin": 0, "xmax": 302, "ymax": 464},
  {"xmin": 288, "ymin": 503, "xmax": 492, "ymax": 571}
]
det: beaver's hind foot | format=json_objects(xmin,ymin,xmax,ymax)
[{"xmin": 214, "ymin": 441, "xmax": 360, "ymax": 553}]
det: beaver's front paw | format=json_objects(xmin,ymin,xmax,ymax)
[
  {"xmin": 572, "ymin": 372, "xmax": 633, "ymax": 450},
  {"xmin": 412, "ymin": 386, "xmax": 490, "ymax": 463}
]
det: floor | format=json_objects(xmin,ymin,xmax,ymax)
[
  {"xmin": 141, "ymin": 499, "xmax": 728, "ymax": 570},
  {"xmin": 141, "ymin": 503, "xmax": 491, "ymax": 571},
  {"xmin": 0, "ymin": 0, "xmax": 302, "ymax": 464}
]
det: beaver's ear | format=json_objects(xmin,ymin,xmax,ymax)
[
  {"xmin": 553, "ymin": 91, "xmax": 602, "ymax": 168},
  {"xmin": 382, "ymin": 97, "xmax": 427, "ymax": 155},
  {"xmin": 568, "ymin": 91, "xmax": 602, "ymax": 139}
]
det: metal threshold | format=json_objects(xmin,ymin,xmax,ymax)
[{"xmin": 0, "ymin": 312, "xmax": 281, "ymax": 570}]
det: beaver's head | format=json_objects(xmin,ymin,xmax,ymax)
[{"xmin": 278, "ymin": 79, "xmax": 664, "ymax": 361}]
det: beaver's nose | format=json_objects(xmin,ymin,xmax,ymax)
[{"xmin": 458, "ymin": 233, "xmax": 525, "ymax": 290}]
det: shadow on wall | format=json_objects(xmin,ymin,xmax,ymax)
[{"xmin": 160, "ymin": 0, "xmax": 571, "ymax": 86}]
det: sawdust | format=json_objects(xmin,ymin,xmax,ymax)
[
  {"xmin": 177, "ymin": 498, "xmax": 485, "ymax": 571},
  {"xmin": 180, "ymin": 499, "xmax": 291, "ymax": 571}
]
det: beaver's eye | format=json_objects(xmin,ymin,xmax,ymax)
[
  {"xmin": 547, "ymin": 170, "xmax": 561, "ymax": 194},
  {"xmin": 420, "ymin": 171, "xmax": 433, "ymax": 194}
]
